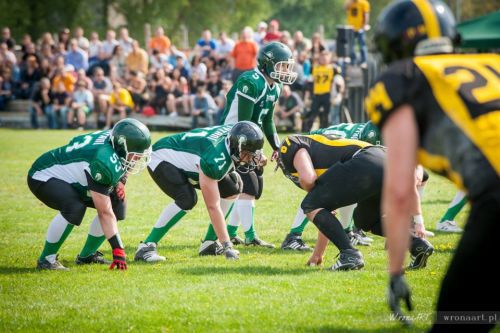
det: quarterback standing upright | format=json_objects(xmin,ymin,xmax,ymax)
[
  {"xmin": 204, "ymin": 41, "xmax": 297, "ymax": 247},
  {"xmin": 366, "ymin": 0, "xmax": 500, "ymax": 331}
]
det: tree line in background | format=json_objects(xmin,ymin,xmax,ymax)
[{"xmin": 0, "ymin": 0, "xmax": 497, "ymax": 48}]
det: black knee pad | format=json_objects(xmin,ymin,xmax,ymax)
[
  {"xmin": 175, "ymin": 189, "xmax": 198, "ymax": 211},
  {"xmin": 255, "ymin": 169, "xmax": 264, "ymax": 200},
  {"xmin": 240, "ymin": 170, "xmax": 261, "ymax": 198},
  {"xmin": 218, "ymin": 172, "xmax": 243, "ymax": 198},
  {"xmin": 111, "ymin": 193, "xmax": 127, "ymax": 221},
  {"xmin": 61, "ymin": 202, "xmax": 87, "ymax": 226}
]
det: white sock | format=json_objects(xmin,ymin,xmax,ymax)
[
  {"xmin": 337, "ymin": 204, "xmax": 357, "ymax": 229},
  {"xmin": 46, "ymin": 213, "xmax": 71, "ymax": 243},
  {"xmin": 154, "ymin": 203, "xmax": 185, "ymax": 228},
  {"xmin": 220, "ymin": 198, "xmax": 235, "ymax": 220},
  {"xmin": 236, "ymin": 199, "xmax": 255, "ymax": 233},
  {"xmin": 228, "ymin": 203, "xmax": 240, "ymax": 227},
  {"xmin": 88, "ymin": 216, "xmax": 104, "ymax": 237},
  {"xmin": 291, "ymin": 207, "xmax": 307, "ymax": 229}
]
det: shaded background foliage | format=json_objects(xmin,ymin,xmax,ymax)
[{"xmin": 0, "ymin": 0, "xmax": 498, "ymax": 47}]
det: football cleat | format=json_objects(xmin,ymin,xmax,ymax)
[
  {"xmin": 134, "ymin": 242, "xmax": 166, "ymax": 262},
  {"xmin": 37, "ymin": 255, "xmax": 69, "ymax": 271},
  {"xmin": 348, "ymin": 232, "xmax": 371, "ymax": 247},
  {"xmin": 75, "ymin": 251, "xmax": 111, "ymax": 265},
  {"xmin": 198, "ymin": 240, "xmax": 224, "ymax": 256},
  {"xmin": 245, "ymin": 237, "xmax": 275, "ymax": 248},
  {"xmin": 353, "ymin": 227, "xmax": 374, "ymax": 243},
  {"xmin": 408, "ymin": 237, "xmax": 434, "ymax": 270},
  {"xmin": 436, "ymin": 220, "xmax": 463, "ymax": 233},
  {"xmin": 281, "ymin": 233, "xmax": 313, "ymax": 251},
  {"xmin": 330, "ymin": 249, "xmax": 364, "ymax": 271},
  {"xmin": 230, "ymin": 236, "xmax": 245, "ymax": 245}
]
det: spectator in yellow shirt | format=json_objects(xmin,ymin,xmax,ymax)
[
  {"xmin": 345, "ymin": 0, "xmax": 370, "ymax": 67},
  {"xmin": 126, "ymin": 40, "xmax": 149, "ymax": 74},
  {"xmin": 105, "ymin": 81, "xmax": 134, "ymax": 129}
]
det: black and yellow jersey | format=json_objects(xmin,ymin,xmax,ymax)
[
  {"xmin": 366, "ymin": 53, "xmax": 500, "ymax": 198},
  {"xmin": 278, "ymin": 134, "xmax": 371, "ymax": 188}
]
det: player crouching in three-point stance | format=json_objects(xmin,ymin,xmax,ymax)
[
  {"xmin": 366, "ymin": 0, "xmax": 500, "ymax": 330},
  {"xmin": 134, "ymin": 121, "xmax": 265, "ymax": 261},
  {"xmin": 28, "ymin": 118, "xmax": 152, "ymax": 270},
  {"xmin": 277, "ymin": 134, "xmax": 434, "ymax": 270}
]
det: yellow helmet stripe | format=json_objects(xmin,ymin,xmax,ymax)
[{"xmin": 412, "ymin": 0, "xmax": 441, "ymax": 38}]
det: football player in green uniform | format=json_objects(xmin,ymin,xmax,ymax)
[
  {"xmin": 134, "ymin": 121, "xmax": 265, "ymax": 261},
  {"xmin": 277, "ymin": 134, "xmax": 434, "ymax": 270},
  {"xmin": 203, "ymin": 41, "xmax": 297, "ymax": 248},
  {"xmin": 28, "ymin": 118, "xmax": 152, "ymax": 270},
  {"xmin": 366, "ymin": 0, "xmax": 500, "ymax": 329}
]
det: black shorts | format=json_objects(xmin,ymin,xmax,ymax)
[
  {"xmin": 27, "ymin": 176, "xmax": 126, "ymax": 226},
  {"xmin": 301, "ymin": 146, "xmax": 386, "ymax": 235},
  {"xmin": 238, "ymin": 167, "xmax": 264, "ymax": 199},
  {"xmin": 148, "ymin": 161, "xmax": 242, "ymax": 211}
]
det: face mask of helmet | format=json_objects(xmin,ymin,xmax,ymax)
[
  {"xmin": 232, "ymin": 149, "xmax": 262, "ymax": 174},
  {"xmin": 112, "ymin": 135, "xmax": 152, "ymax": 175},
  {"xmin": 270, "ymin": 59, "xmax": 298, "ymax": 84}
]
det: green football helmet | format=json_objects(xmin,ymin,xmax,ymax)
[
  {"xmin": 110, "ymin": 118, "xmax": 152, "ymax": 175},
  {"xmin": 257, "ymin": 42, "xmax": 297, "ymax": 85},
  {"xmin": 229, "ymin": 121, "xmax": 265, "ymax": 173}
]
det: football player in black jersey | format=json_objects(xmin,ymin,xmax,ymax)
[
  {"xmin": 366, "ymin": 0, "xmax": 500, "ymax": 330},
  {"xmin": 277, "ymin": 134, "xmax": 434, "ymax": 270}
]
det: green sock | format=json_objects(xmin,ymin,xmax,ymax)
[
  {"xmin": 203, "ymin": 224, "xmax": 218, "ymax": 242},
  {"xmin": 227, "ymin": 225, "xmax": 239, "ymax": 238},
  {"xmin": 144, "ymin": 210, "xmax": 186, "ymax": 244},
  {"xmin": 439, "ymin": 196, "xmax": 467, "ymax": 222},
  {"xmin": 290, "ymin": 217, "xmax": 309, "ymax": 234},
  {"xmin": 39, "ymin": 224, "xmax": 74, "ymax": 260},
  {"xmin": 79, "ymin": 235, "xmax": 106, "ymax": 257},
  {"xmin": 244, "ymin": 207, "xmax": 256, "ymax": 241},
  {"xmin": 344, "ymin": 220, "xmax": 354, "ymax": 233}
]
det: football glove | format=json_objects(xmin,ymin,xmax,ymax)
[
  {"xmin": 109, "ymin": 248, "xmax": 127, "ymax": 270},
  {"xmin": 388, "ymin": 273, "xmax": 413, "ymax": 326}
]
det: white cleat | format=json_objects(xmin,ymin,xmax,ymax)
[
  {"xmin": 134, "ymin": 242, "xmax": 166, "ymax": 262},
  {"xmin": 436, "ymin": 220, "xmax": 463, "ymax": 233}
]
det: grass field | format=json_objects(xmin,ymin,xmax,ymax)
[{"xmin": 0, "ymin": 128, "xmax": 487, "ymax": 332}]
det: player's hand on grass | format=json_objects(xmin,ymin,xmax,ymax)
[
  {"xmin": 109, "ymin": 248, "xmax": 127, "ymax": 270},
  {"xmin": 388, "ymin": 273, "xmax": 413, "ymax": 326},
  {"xmin": 306, "ymin": 255, "xmax": 323, "ymax": 266}
]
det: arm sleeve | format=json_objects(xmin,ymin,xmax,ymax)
[
  {"xmin": 236, "ymin": 78, "xmax": 258, "ymax": 120},
  {"xmin": 262, "ymin": 103, "xmax": 280, "ymax": 151},
  {"xmin": 237, "ymin": 94, "xmax": 255, "ymax": 121}
]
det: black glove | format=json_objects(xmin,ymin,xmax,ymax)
[{"xmin": 388, "ymin": 273, "xmax": 413, "ymax": 326}]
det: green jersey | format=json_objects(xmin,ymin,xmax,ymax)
[
  {"xmin": 149, "ymin": 125, "xmax": 234, "ymax": 183},
  {"xmin": 220, "ymin": 69, "xmax": 282, "ymax": 150},
  {"xmin": 29, "ymin": 130, "xmax": 125, "ymax": 200},
  {"xmin": 310, "ymin": 122, "xmax": 382, "ymax": 145}
]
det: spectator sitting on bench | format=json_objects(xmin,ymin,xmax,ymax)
[
  {"xmin": 0, "ymin": 67, "xmax": 14, "ymax": 110},
  {"xmin": 67, "ymin": 80, "xmax": 93, "ymax": 130},
  {"xmin": 275, "ymin": 85, "xmax": 304, "ymax": 132},
  {"xmin": 29, "ymin": 78, "xmax": 56, "ymax": 129},
  {"xmin": 104, "ymin": 80, "xmax": 133, "ymax": 129},
  {"xmin": 18, "ymin": 56, "xmax": 41, "ymax": 99},
  {"xmin": 190, "ymin": 83, "xmax": 217, "ymax": 129},
  {"xmin": 91, "ymin": 67, "xmax": 112, "ymax": 127}
]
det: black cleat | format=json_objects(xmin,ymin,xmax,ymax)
[
  {"xmin": 408, "ymin": 237, "xmax": 434, "ymax": 270},
  {"xmin": 281, "ymin": 233, "xmax": 313, "ymax": 251},
  {"xmin": 245, "ymin": 237, "xmax": 275, "ymax": 248},
  {"xmin": 37, "ymin": 255, "xmax": 69, "ymax": 271},
  {"xmin": 75, "ymin": 251, "xmax": 111, "ymax": 265},
  {"xmin": 198, "ymin": 240, "xmax": 224, "ymax": 256},
  {"xmin": 230, "ymin": 236, "xmax": 245, "ymax": 245},
  {"xmin": 330, "ymin": 249, "xmax": 365, "ymax": 271}
]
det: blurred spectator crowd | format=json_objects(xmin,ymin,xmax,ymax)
[{"xmin": 0, "ymin": 19, "xmax": 351, "ymax": 131}]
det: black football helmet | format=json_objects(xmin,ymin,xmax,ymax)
[
  {"xmin": 375, "ymin": 0, "xmax": 457, "ymax": 64},
  {"xmin": 229, "ymin": 121, "xmax": 265, "ymax": 173}
]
